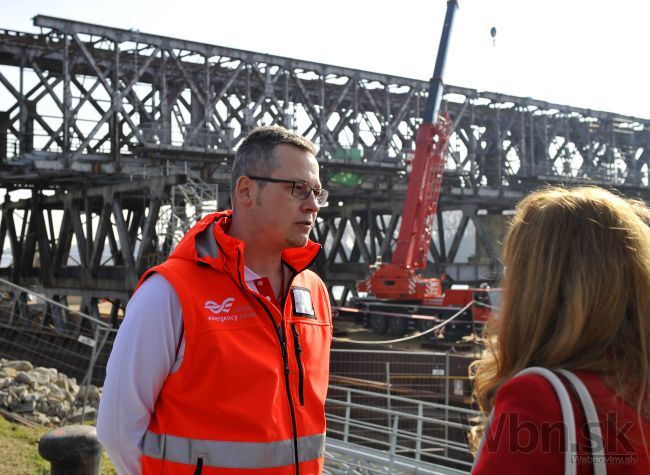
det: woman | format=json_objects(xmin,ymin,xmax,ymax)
[{"xmin": 471, "ymin": 186, "xmax": 650, "ymax": 474}]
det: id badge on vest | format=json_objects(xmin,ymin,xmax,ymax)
[{"xmin": 290, "ymin": 287, "xmax": 315, "ymax": 319}]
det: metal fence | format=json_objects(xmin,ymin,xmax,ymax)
[
  {"xmin": 329, "ymin": 349, "xmax": 478, "ymax": 407},
  {"xmin": 325, "ymin": 384, "xmax": 478, "ymax": 473},
  {"xmin": 324, "ymin": 439, "xmax": 470, "ymax": 475},
  {"xmin": 0, "ymin": 277, "xmax": 116, "ymax": 422},
  {"xmin": 325, "ymin": 349, "xmax": 479, "ymax": 473}
]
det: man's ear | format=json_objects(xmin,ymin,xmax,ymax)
[{"xmin": 234, "ymin": 176, "xmax": 254, "ymax": 206}]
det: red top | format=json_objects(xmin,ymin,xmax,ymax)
[{"xmin": 472, "ymin": 371, "xmax": 650, "ymax": 474}]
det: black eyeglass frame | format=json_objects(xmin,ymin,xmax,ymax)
[{"xmin": 247, "ymin": 176, "xmax": 329, "ymax": 205}]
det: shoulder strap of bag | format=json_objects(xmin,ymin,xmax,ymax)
[
  {"xmin": 472, "ymin": 367, "xmax": 578, "ymax": 475},
  {"xmin": 556, "ymin": 369, "xmax": 607, "ymax": 475}
]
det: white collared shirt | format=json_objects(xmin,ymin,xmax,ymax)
[{"xmin": 97, "ymin": 265, "xmax": 285, "ymax": 475}]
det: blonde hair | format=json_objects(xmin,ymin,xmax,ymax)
[{"xmin": 471, "ymin": 186, "xmax": 650, "ymax": 421}]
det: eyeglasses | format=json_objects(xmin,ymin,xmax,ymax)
[{"xmin": 248, "ymin": 176, "xmax": 329, "ymax": 206}]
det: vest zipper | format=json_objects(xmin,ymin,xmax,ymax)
[
  {"xmin": 193, "ymin": 457, "xmax": 203, "ymax": 475},
  {"xmin": 237, "ymin": 254, "xmax": 301, "ymax": 475},
  {"xmin": 291, "ymin": 324, "xmax": 305, "ymax": 406}
]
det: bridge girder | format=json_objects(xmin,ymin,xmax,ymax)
[{"xmin": 0, "ymin": 16, "xmax": 649, "ymax": 310}]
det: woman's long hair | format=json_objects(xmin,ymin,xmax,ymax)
[{"xmin": 471, "ymin": 186, "xmax": 650, "ymax": 421}]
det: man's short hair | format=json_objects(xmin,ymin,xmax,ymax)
[{"xmin": 230, "ymin": 126, "xmax": 317, "ymax": 198}]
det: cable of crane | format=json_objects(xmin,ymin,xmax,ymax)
[
  {"xmin": 332, "ymin": 300, "xmax": 478, "ymax": 345},
  {"xmin": 473, "ymin": 300, "xmax": 499, "ymax": 311}
]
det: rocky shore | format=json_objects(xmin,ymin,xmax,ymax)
[{"xmin": 0, "ymin": 358, "xmax": 101, "ymax": 426}]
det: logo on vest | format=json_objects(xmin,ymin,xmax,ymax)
[
  {"xmin": 204, "ymin": 299, "xmax": 257, "ymax": 324},
  {"xmin": 204, "ymin": 298, "xmax": 235, "ymax": 315}
]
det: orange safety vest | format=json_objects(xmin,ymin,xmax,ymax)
[{"xmin": 137, "ymin": 211, "xmax": 332, "ymax": 474}]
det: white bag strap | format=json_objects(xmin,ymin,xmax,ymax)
[
  {"xmin": 472, "ymin": 367, "xmax": 578, "ymax": 475},
  {"xmin": 557, "ymin": 369, "xmax": 607, "ymax": 475}
]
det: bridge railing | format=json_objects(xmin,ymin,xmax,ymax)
[{"xmin": 326, "ymin": 384, "xmax": 479, "ymax": 473}]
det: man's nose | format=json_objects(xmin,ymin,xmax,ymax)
[{"xmin": 302, "ymin": 190, "xmax": 320, "ymax": 212}]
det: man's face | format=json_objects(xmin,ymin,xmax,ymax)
[{"xmin": 251, "ymin": 144, "xmax": 321, "ymax": 250}]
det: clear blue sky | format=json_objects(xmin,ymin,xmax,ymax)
[{"xmin": 2, "ymin": 0, "xmax": 649, "ymax": 118}]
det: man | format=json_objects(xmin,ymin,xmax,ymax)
[{"xmin": 97, "ymin": 126, "xmax": 333, "ymax": 475}]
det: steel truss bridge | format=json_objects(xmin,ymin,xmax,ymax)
[{"xmin": 0, "ymin": 15, "xmax": 649, "ymax": 317}]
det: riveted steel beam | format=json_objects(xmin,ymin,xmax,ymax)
[{"xmin": 0, "ymin": 15, "xmax": 649, "ymax": 308}]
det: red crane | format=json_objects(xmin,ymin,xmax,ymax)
[
  {"xmin": 358, "ymin": 0, "xmax": 458, "ymax": 301},
  {"xmin": 346, "ymin": 0, "xmax": 499, "ymax": 340}
]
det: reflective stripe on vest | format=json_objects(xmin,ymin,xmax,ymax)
[{"xmin": 142, "ymin": 431, "xmax": 326, "ymax": 469}]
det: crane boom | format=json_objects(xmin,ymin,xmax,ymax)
[
  {"xmin": 358, "ymin": 0, "xmax": 458, "ymax": 300},
  {"xmin": 424, "ymin": 0, "xmax": 459, "ymax": 125}
]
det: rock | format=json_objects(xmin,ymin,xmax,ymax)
[
  {"xmin": 31, "ymin": 367, "xmax": 56, "ymax": 385},
  {"xmin": 54, "ymin": 373, "xmax": 69, "ymax": 392},
  {"xmin": 67, "ymin": 406, "xmax": 96, "ymax": 423},
  {"xmin": 0, "ymin": 359, "xmax": 106, "ymax": 425},
  {"xmin": 11, "ymin": 384, "xmax": 29, "ymax": 401},
  {"xmin": 45, "ymin": 384, "xmax": 66, "ymax": 401},
  {"xmin": 14, "ymin": 371, "xmax": 35, "ymax": 386},
  {"xmin": 11, "ymin": 398, "xmax": 35, "ymax": 413},
  {"xmin": 86, "ymin": 385, "xmax": 100, "ymax": 403},
  {"xmin": 74, "ymin": 384, "xmax": 101, "ymax": 408},
  {"xmin": 66, "ymin": 390, "xmax": 77, "ymax": 404},
  {"xmin": 31, "ymin": 411, "xmax": 50, "ymax": 425},
  {"xmin": 2, "ymin": 392, "xmax": 14, "ymax": 408},
  {"xmin": 0, "ymin": 367, "xmax": 18, "ymax": 379},
  {"xmin": 35, "ymin": 385, "xmax": 51, "ymax": 397},
  {"xmin": 1, "ymin": 360, "xmax": 33, "ymax": 372},
  {"xmin": 44, "ymin": 398, "xmax": 70, "ymax": 418},
  {"xmin": 34, "ymin": 366, "xmax": 57, "ymax": 378},
  {"xmin": 36, "ymin": 398, "xmax": 49, "ymax": 414}
]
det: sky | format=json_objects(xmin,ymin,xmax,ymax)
[{"xmin": 1, "ymin": 0, "xmax": 649, "ymax": 120}]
